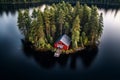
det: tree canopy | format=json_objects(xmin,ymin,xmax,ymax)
[{"xmin": 18, "ymin": 1, "xmax": 103, "ymax": 51}]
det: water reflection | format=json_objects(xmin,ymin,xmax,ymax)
[
  {"xmin": 70, "ymin": 46, "xmax": 98, "ymax": 69},
  {"xmin": 100, "ymin": 9, "xmax": 120, "ymax": 18},
  {"xmin": 22, "ymin": 40, "xmax": 98, "ymax": 69},
  {"xmin": 1, "ymin": 3, "xmax": 120, "ymax": 79},
  {"xmin": 0, "ymin": 4, "xmax": 120, "ymax": 17},
  {"xmin": 15, "ymin": 3, "xmax": 119, "ymax": 70},
  {"xmin": 0, "ymin": 3, "xmax": 43, "ymax": 16}
]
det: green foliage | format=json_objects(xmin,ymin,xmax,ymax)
[
  {"xmin": 23, "ymin": 10, "xmax": 31, "ymax": 36},
  {"xmin": 32, "ymin": 8, "xmax": 38, "ymax": 19},
  {"xmin": 49, "ymin": 8, "xmax": 56, "ymax": 39},
  {"xmin": 44, "ymin": 6, "xmax": 51, "ymax": 41},
  {"xmin": 46, "ymin": 44, "xmax": 52, "ymax": 49},
  {"xmin": 38, "ymin": 38, "xmax": 46, "ymax": 48},
  {"xmin": 17, "ymin": 10, "xmax": 25, "ymax": 34},
  {"xmin": 81, "ymin": 32, "xmax": 88, "ymax": 45},
  {"xmin": 98, "ymin": 13, "xmax": 104, "ymax": 37},
  {"xmin": 18, "ymin": 1, "xmax": 103, "ymax": 50},
  {"xmin": 72, "ymin": 15, "xmax": 80, "ymax": 48},
  {"xmin": 57, "ymin": 9, "xmax": 65, "ymax": 35},
  {"xmin": 28, "ymin": 19, "xmax": 37, "ymax": 43},
  {"xmin": 81, "ymin": 4, "xmax": 91, "ymax": 28},
  {"xmin": 88, "ymin": 6, "xmax": 99, "ymax": 45}
]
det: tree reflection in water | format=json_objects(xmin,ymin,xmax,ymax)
[
  {"xmin": 70, "ymin": 46, "xmax": 98, "ymax": 69},
  {"xmin": 22, "ymin": 39, "xmax": 98, "ymax": 69}
]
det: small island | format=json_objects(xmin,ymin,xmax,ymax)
[{"xmin": 18, "ymin": 1, "xmax": 103, "ymax": 55}]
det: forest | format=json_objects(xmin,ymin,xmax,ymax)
[
  {"xmin": 18, "ymin": 1, "xmax": 103, "ymax": 53},
  {"xmin": 1, "ymin": 0, "xmax": 120, "ymax": 4}
]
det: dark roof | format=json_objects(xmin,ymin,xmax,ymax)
[{"xmin": 56, "ymin": 34, "xmax": 71, "ymax": 46}]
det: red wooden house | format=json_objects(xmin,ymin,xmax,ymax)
[{"xmin": 54, "ymin": 34, "xmax": 71, "ymax": 50}]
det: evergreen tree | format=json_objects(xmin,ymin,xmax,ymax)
[
  {"xmin": 81, "ymin": 32, "xmax": 88, "ymax": 47},
  {"xmin": 89, "ymin": 6, "xmax": 99, "ymax": 45},
  {"xmin": 18, "ymin": 10, "xmax": 25, "ymax": 35},
  {"xmin": 49, "ymin": 8, "xmax": 56, "ymax": 40},
  {"xmin": 37, "ymin": 26, "xmax": 46, "ymax": 48},
  {"xmin": 32, "ymin": 8, "xmax": 38, "ymax": 19},
  {"xmin": 73, "ymin": 1, "xmax": 82, "ymax": 19},
  {"xmin": 37, "ymin": 10, "xmax": 44, "ymax": 26},
  {"xmin": 64, "ymin": 2, "xmax": 72, "ymax": 35},
  {"xmin": 81, "ymin": 4, "xmax": 91, "ymax": 30},
  {"xmin": 44, "ymin": 6, "xmax": 51, "ymax": 41},
  {"xmin": 72, "ymin": 15, "xmax": 81, "ymax": 48},
  {"xmin": 64, "ymin": 22, "xmax": 69, "ymax": 35},
  {"xmin": 57, "ymin": 8, "xmax": 65, "ymax": 36},
  {"xmin": 23, "ymin": 9, "xmax": 31, "ymax": 37},
  {"xmin": 17, "ymin": 2, "xmax": 103, "ymax": 50},
  {"xmin": 98, "ymin": 13, "xmax": 103, "ymax": 38},
  {"xmin": 28, "ymin": 19, "xmax": 37, "ymax": 44}
]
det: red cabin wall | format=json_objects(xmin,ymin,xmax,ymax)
[{"xmin": 54, "ymin": 41, "xmax": 69, "ymax": 50}]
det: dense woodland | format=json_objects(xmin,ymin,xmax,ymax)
[
  {"xmin": 18, "ymin": 1, "xmax": 103, "ymax": 52},
  {"xmin": 1, "ymin": 0, "xmax": 120, "ymax": 4}
]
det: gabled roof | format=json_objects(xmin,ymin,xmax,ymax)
[{"xmin": 56, "ymin": 34, "xmax": 71, "ymax": 46}]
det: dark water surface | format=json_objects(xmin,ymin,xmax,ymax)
[{"xmin": 0, "ymin": 5, "xmax": 120, "ymax": 80}]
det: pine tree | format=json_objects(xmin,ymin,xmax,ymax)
[
  {"xmin": 81, "ymin": 32, "xmax": 88, "ymax": 47},
  {"xmin": 17, "ymin": 2, "xmax": 103, "ymax": 50},
  {"xmin": 57, "ymin": 9, "xmax": 65, "ymax": 36},
  {"xmin": 49, "ymin": 8, "xmax": 56, "ymax": 40},
  {"xmin": 89, "ymin": 6, "xmax": 99, "ymax": 45},
  {"xmin": 32, "ymin": 8, "xmax": 37, "ymax": 19},
  {"xmin": 98, "ymin": 13, "xmax": 103, "ymax": 38},
  {"xmin": 64, "ymin": 22, "xmax": 69, "ymax": 35},
  {"xmin": 81, "ymin": 4, "xmax": 91, "ymax": 30},
  {"xmin": 73, "ymin": 1, "xmax": 81, "ymax": 18},
  {"xmin": 72, "ymin": 15, "xmax": 81, "ymax": 48},
  {"xmin": 37, "ymin": 10, "xmax": 43, "ymax": 26},
  {"xmin": 23, "ymin": 9, "xmax": 31, "ymax": 37},
  {"xmin": 28, "ymin": 19, "xmax": 37, "ymax": 44},
  {"xmin": 18, "ymin": 10, "xmax": 25, "ymax": 35},
  {"xmin": 44, "ymin": 6, "xmax": 51, "ymax": 41}
]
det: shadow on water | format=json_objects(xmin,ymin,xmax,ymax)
[
  {"xmin": 21, "ymin": 39, "xmax": 98, "ymax": 69},
  {"xmin": 69, "ymin": 46, "xmax": 98, "ymax": 69},
  {"xmin": 21, "ymin": 40, "xmax": 69, "ymax": 69}
]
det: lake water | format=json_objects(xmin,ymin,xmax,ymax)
[{"xmin": 0, "ymin": 5, "xmax": 120, "ymax": 80}]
